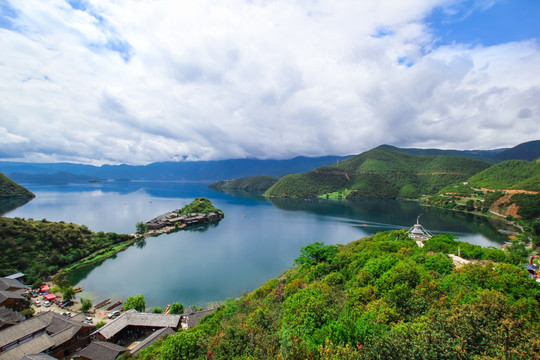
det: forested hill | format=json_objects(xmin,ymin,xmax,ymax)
[
  {"xmin": 209, "ymin": 175, "xmax": 279, "ymax": 191},
  {"xmin": 0, "ymin": 217, "xmax": 134, "ymax": 286},
  {"xmin": 468, "ymin": 159, "xmax": 540, "ymax": 191},
  {"xmin": 0, "ymin": 171, "xmax": 35, "ymax": 198},
  {"xmin": 264, "ymin": 146, "xmax": 491, "ymax": 199},
  {"xmin": 138, "ymin": 230, "xmax": 539, "ymax": 359}
]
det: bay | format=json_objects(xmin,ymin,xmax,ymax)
[{"xmin": 3, "ymin": 181, "xmax": 509, "ymax": 309}]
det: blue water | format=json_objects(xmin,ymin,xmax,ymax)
[{"xmin": 3, "ymin": 181, "xmax": 508, "ymax": 309}]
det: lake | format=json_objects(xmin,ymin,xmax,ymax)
[{"xmin": 3, "ymin": 181, "xmax": 510, "ymax": 309}]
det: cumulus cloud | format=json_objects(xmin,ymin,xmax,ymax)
[{"xmin": 0, "ymin": 0, "xmax": 538, "ymax": 164}]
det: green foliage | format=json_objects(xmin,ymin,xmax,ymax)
[
  {"xmin": 178, "ymin": 197, "xmax": 223, "ymax": 216},
  {"xmin": 169, "ymin": 302, "xmax": 185, "ymax": 314},
  {"xmin": 62, "ymin": 286, "xmax": 75, "ymax": 301},
  {"xmin": 135, "ymin": 221, "xmax": 148, "ymax": 234},
  {"xmin": 152, "ymin": 306, "xmax": 163, "ymax": 314},
  {"xmin": 511, "ymin": 193, "xmax": 540, "ymax": 220},
  {"xmin": 265, "ymin": 147, "xmax": 490, "ymax": 199},
  {"xmin": 95, "ymin": 320, "xmax": 106, "ymax": 329},
  {"xmin": 143, "ymin": 230, "xmax": 539, "ymax": 359},
  {"xmin": 80, "ymin": 298, "xmax": 92, "ymax": 313},
  {"xmin": 209, "ymin": 175, "xmax": 278, "ymax": 191},
  {"xmin": 468, "ymin": 159, "xmax": 540, "ymax": 191},
  {"xmin": 124, "ymin": 294, "xmax": 146, "ymax": 312},
  {"xmin": 294, "ymin": 242, "xmax": 340, "ymax": 267},
  {"xmin": 0, "ymin": 216, "xmax": 134, "ymax": 284},
  {"xmin": 0, "ymin": 172, "xmax": 35, "ymax": 198}
]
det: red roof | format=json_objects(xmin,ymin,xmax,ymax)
[
  {"xmin": 44, "ymin": 293, "xmax": 56, "ymax": 301},
  {"xmin": 40, "ymin": 285, "xmax": 50, "ymax": 292}
]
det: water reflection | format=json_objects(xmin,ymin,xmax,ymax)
[
  {"xmin": 0, "ymin": 196, "xmax": 33, "ymax": 215},
  {"xmin": 6, "ymin": 182, "xmax": 509, "ymax": 307}
]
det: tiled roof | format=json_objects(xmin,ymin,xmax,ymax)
[
  {"xmin": 96, "ymin": 310, "xmax": 181, "ymax": 340},
  {"xmin": 129, "ymin": 327, "xmax": 175, "ymax": 356},
  {"xmin": 74, "ymin": 341, "xmax": 127, "ymax": 360}
]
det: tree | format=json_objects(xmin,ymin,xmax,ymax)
[
  {"xmin": 153, "ymin": 306, "xmax": 163, "ymax": 314},
  {"xmin": 124, "ymin": 294, "xmax": 146, "ymax": 312},
  {"xmin": 80, "ymin": 298, "xmax": 92, "ymax": 313},
  {"xmin": 62, "ymin": 286, "xmax": 75, "ymax": 301},
  {"xmin": 294, "ymin": 242, "xmax": 340, "ymax": 267},
  {"xmin": 136, "ymin": 221, "xmax": 148, "ymax": 234},
  {"xmin": 170, "ymin": 302, "xmax": 185, "ymax": 315}
]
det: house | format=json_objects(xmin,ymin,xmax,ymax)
[
  {"xmin": 0, "ymin": 277, "xmax": 27, "ymax": 311},
  {"xmin": 72, "ymin": 341, "xmax": 127, "ymax": 360},
  {"xmin": 128, "ymin": 327, "xmax": 175, "ymax": 357},
  {"xmin": 181, "ymin": 308, "xmax": 216, "ymax": 330},
  {"xmin": 0, "ymin": 277, "xmax": 27, "ymax": 294},
  {"xmin": 0, "ymin": 306, "xmax": 24, "ymax": 331},
  {"xmin": 0, "ymin": 291, "xmax": 26, "ymax": 312},
  {"xmin": 21, "ymin": 354, "xmax": 57, "ymax": 360},
  {"xmin": 0, "ymin": 311, "xmax": 94, "ymax": 360},
  {"xmin": 93, "ymin": 310, "xmax": 181, "ymax": 345}
]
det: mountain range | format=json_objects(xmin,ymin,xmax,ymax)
[{"xmin": 0, "ymin": 140, "xmax": 538, "ymax": 187}]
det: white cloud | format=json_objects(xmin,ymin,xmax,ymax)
[{"xmin": 0, "ymin": 0, "xmax": 538, "ymax": 164}]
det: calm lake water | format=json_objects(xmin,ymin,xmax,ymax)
[{"xmin": 3, "ymin": 181, "xmax": 509, "ymax": 309}]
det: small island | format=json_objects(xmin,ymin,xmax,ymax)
[{"xmin": 142, "ymin": 197, "xmax": 224, "ymax": 234}]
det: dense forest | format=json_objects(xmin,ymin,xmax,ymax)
[
  {"xmin": 178, "ymin": 197, "xmax": 224, "ymax": 216},
  {"xmin": 209, "ymin": 175, "xmax": 278, "ymax": 191},
  {"xmin": 265, "ymin": 147, "xmax": 491, "ymax": 199},
  {"xmin": 138, "ymin": 230, "xmax": 539, "ymax": 359},
  {"xmin": 0, "ymin": 217, "xmax": 134, "ymax": 286},
  {"xmin": 468, "ymin": 160, "xmax": 540, "ymax": 191},
  {"xmin": 0, "ymin": 171, "xmax": 35, "ymax": 199}
]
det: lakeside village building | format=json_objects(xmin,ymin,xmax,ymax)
[
  {"xmin": 0, "ymin": 275, "xmax": 216, "ymax": 360},
  {"xmin": 145, "ymin": 210, "xmax": 223, "ymax": 231}
]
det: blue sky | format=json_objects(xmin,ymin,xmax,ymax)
[
  {"xmin": 429, "ymin": 0, "xmax": 540, "ymax": 46},
  {"xmin": 0, "ymin": 0, "xmax": 539, "ymax": 164}
]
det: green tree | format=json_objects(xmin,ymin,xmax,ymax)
[
  {"xmin": 170, "ymin": 302, "xmax": 185, "ymax": 315},
  {"xmin": 62, "ymin": 286, "xmax": 75, "ymax": 301},
  {"xmin": 294, "ymin": 242, "xmax": 340, "ymax": 267},
  {"xmin": 124, "ymin": 294, "xmax": 146, "ymax": 312},
  {"xmin": 136, "ymin": 221, "xmax": 148, "ymax": 234},
  {"xmin": 80, "ymin": 298, "xmax": 92, "ymax": 313}
]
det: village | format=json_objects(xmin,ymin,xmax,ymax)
[
  {"xmin": 0, "ymin": 201, "xmax": 225, "ymax": 360},
  {"xmin": 0, "ymin": 274, "xmax": 216, "ymax": 359}
]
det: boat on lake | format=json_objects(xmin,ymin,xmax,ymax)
[
  {"xmin": 95, "ymin": 298, "xmax": 111, "ymax": 309},
  {"xmin": 106, "ymin": 300, "xmax": 123, "ymax": 310}
]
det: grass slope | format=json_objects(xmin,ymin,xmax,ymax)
[
  {"xmin": 138, "ymin": 230, "xmax": 539, "ymax": 360},
  {"xmin": 265, "ymin": 147, "xmax": 491, "ymax": 199}
]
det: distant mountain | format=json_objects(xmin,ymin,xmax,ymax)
[
  {"xmin": 0, "ymin": 172, "xmax": 35, "ymax": 199},
  {"xmin": 492, "ymin": 140, "xmax": 540, "ymax": 161},
  {"xmin": 210, "ymin": 175, "xmax": 279, "ymax": 191},
  {"xmin": 8, "ymin": 172, "xmax": 101, "ymax": 185},
  {"xmin": 468, "ymin": 159, "xmax": 540, "ymax": 191},
  {"xmin": 265, "ymin": 146, "xmax": 491, "ymax": 199},
  {"xmin": 380, "ymin": 145, "xmax": 504, "ymax": 163},
  {"xmin": 0, "ymin": 156, "xmax": 350, "ymax": 184}
]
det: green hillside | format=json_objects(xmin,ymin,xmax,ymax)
[
  {"xmin": 209, "ymin": 175, "xmax": 278, "ymax": 191},
  {"xmin": 265, "ymin": 147, "xmax": 491, "ymax": 199},
  {"xmin": 468, "ymin": 159, "xmax": 540, "ymax": 191},
  {"xmin": 138, "ymin": 230, "xmax": 538, "ymax": 360},
  {"xmin": 0, "ymin": 171, "xmax": 35, "ymax": 198},
  {"xmin": 0, "ymin": 217, "xmax": 134, "ymax": 286}
]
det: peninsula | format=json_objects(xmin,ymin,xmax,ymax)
[{"xmin": 143, "ymin": 197, "xmax": 224, "ymax": 234}]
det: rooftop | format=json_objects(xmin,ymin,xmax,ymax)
[{"xmin": 95, "ymin": 310, "xmax": 181, "ymax": 340}]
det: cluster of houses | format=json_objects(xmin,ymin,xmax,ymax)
[
  {"xmin": 145, "ymin": 210, "xmax": 223, "ymax": 231},
  {"xmin": 0, "ymin": 276, "xmax": 216, "ymax": 360}
]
